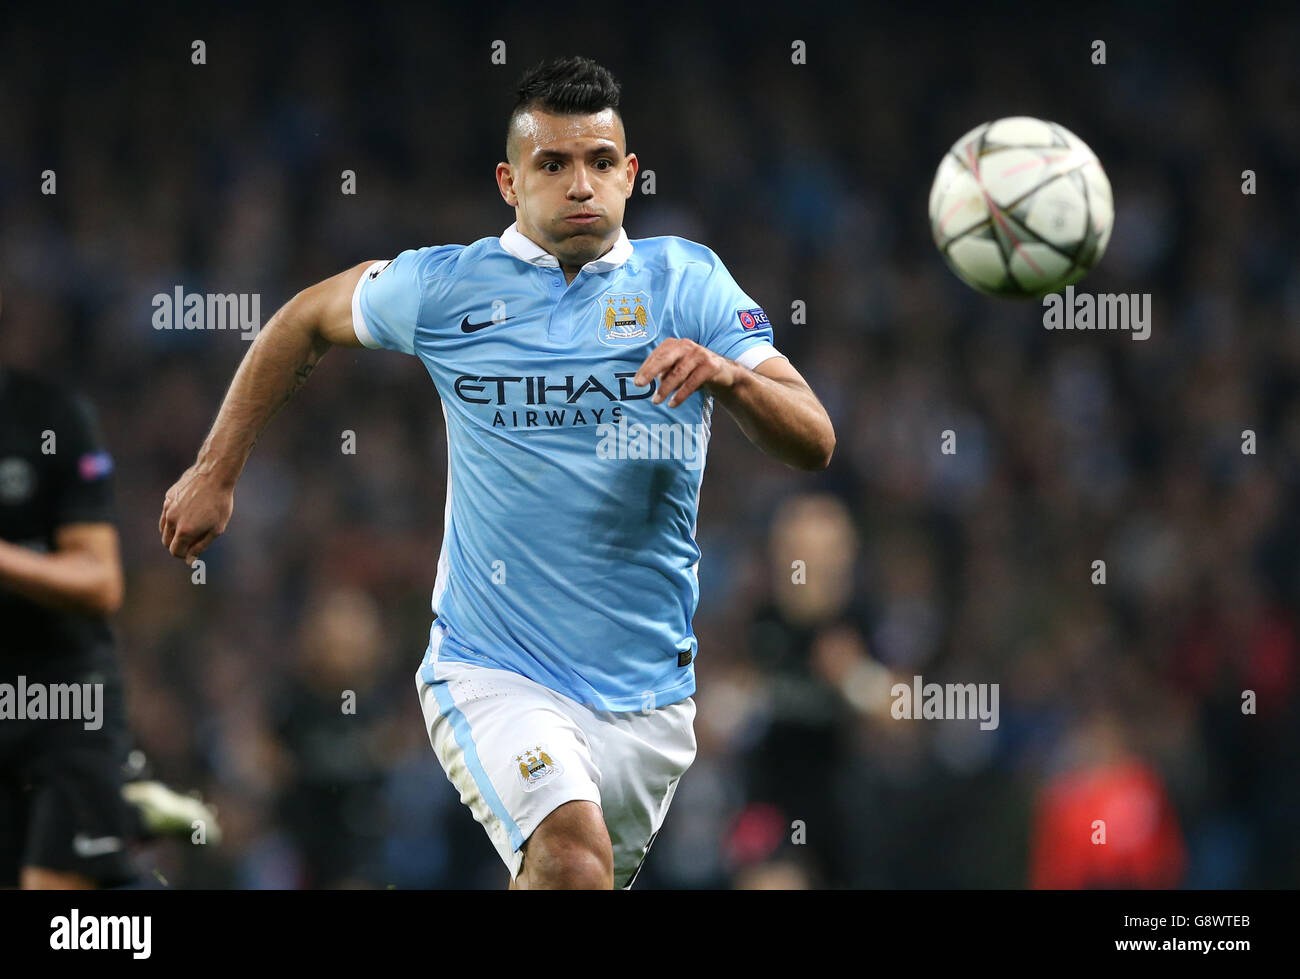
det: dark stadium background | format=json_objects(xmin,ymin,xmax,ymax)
[{"xmin": 1, "ymin": 2, "xmax": 1297, "ymax": 888}]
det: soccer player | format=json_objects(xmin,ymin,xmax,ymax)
[
  {"xmin": 0, "ymin": 352, "xmax": 220, "ymax": 889},
  {"xmin": 0, "ymin": 353, "xmax": 132, "ymax": 889},
  {"xmin": 159, "ymin": 55, "xmax": 835, "ymax": 889}
]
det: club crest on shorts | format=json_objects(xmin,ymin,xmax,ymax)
[
  {"xmin": 515, "ymin": 745, "xmax": 563, "ymax": 791},
  {"xmin": 596, "ymin": 292, "xmax": 655, "ymax": 346}
]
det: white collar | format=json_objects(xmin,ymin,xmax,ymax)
[{"xmin": 499, "ymin": 221, "xmax": 633, "ymax": 273}]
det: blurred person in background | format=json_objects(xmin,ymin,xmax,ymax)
[
  {"xmin": 738, "ymin": 493, "xmax": 868, "ymax": 884},
  {"xmin": 272, "ymin": 586, "xmax": 395, "ymax": 888},
  {"xmin": 1029, "ymin": 709, "xmax": 1186, "ymax": 889}
]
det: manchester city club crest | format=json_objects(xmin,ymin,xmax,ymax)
[
  {"xmin": 514, "ymin": 745, "xmax": 564, "ymax": 791},
  {"xmin": 596, "ymin": 292, "xmax": 655, "ymax": 347}
]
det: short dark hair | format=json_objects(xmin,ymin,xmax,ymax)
[{"xmin": 506, "ymin": 56, "xmax": 623, "ymax": 159}]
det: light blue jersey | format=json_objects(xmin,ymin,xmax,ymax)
[{"xmin": 352, "ymin": 223, "xmax": 783, "ymax": 711}]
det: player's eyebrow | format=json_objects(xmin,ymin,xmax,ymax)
[{"xmin": 534, "ymin": 143, "xmax": 621, "ymax": 161}]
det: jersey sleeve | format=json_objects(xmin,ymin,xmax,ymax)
[
  {"xmin": 351, "ymin": 246, "xmax": 459, "ymax": 354},
  {"xmin": 685, "ymin": 249, "xmax": 784, "ymax": 371},
  {"xmin": 51, "ymin": 393, "xmax": 116, "ymax": 527}
]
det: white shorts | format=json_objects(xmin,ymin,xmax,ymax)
[{"xmin": 416, "ymin": 654, "xmax": 697, "ymax": 889}]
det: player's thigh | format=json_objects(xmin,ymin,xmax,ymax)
[
  {"xmin": 416, "ymin": 660, "xmax": 605, "ymax": 881},
  {"xmin": 519, "ymin": 798, "xmax": 612, "ymax": 881},
  {"xmin": 582, "ymin": 696, "xmax": 698, "ymax": 888},
  {"xmin": 21, "ymin": 866, "xmax": 98, "ymax": 889}
]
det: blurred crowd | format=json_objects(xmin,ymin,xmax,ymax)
[{"xmin": 1, "ymin": 4, "xmax": 1297, "ymax": 887}]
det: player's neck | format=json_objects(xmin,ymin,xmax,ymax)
[{"xmin": 515, "ymin": 223, "xmax": 615, "ymax": 285}]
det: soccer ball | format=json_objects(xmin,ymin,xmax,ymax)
[{"xmin": 928, "ymin": 116, "xmax": 1113, "ymax": 297}]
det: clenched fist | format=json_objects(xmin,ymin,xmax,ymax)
[{"xmin": 159, "ymin": 466, "xmax": 235, "ymax": 566}]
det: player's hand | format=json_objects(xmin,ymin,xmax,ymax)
[
  {"xmin": 159, "ymin": 466, "xmax": 234, "ymax": 566},
  {"xmin": 632, "ymin": 339, "xmax": 740, "ymax": 408}
]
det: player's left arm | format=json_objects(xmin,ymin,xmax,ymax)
[
  {"xmin": 632, "ymin": 343, "xmax": 835, "ymax": 471},
  {"xmin": 0, "ymin": 523, "xmax": 124, "ymax": 616}
]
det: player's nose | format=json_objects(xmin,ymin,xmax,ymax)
[{"xmin": 567, "ymin": 168, "xmax": 594, "ymax": 199}]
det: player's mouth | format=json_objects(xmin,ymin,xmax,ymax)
[{"xmin": 563, "ymin": 212, "xmax": 601, "ymax": 225}]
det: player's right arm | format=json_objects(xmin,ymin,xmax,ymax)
[{"xmin": 159, "ymin": 262, "xmax": 374, "ymax": 565}]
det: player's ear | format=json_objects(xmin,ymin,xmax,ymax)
[
  {"xmin": 495, "ymin": 161, "xmax": 518, "ymax": 207},
  {"xmin": 624, "ymin": 152, "xmax": 638, "ymax": 197}
]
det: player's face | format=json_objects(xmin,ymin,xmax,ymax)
[{"xmin": 498, "ymin": 108, "xmax": 638, "ymax": 270}]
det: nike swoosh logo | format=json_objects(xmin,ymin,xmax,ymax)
[
  {"xmin": 461, "ymin": 315, "xmax": 515, "ymax": 334},
  {"xmin": 73, "ymin": 834, "xmax": 124, "ymax": 857}
]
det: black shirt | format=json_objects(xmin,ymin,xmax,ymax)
[{"xmin": 0, "ymin": 367, "xmax": 117, "ymax": 660}]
